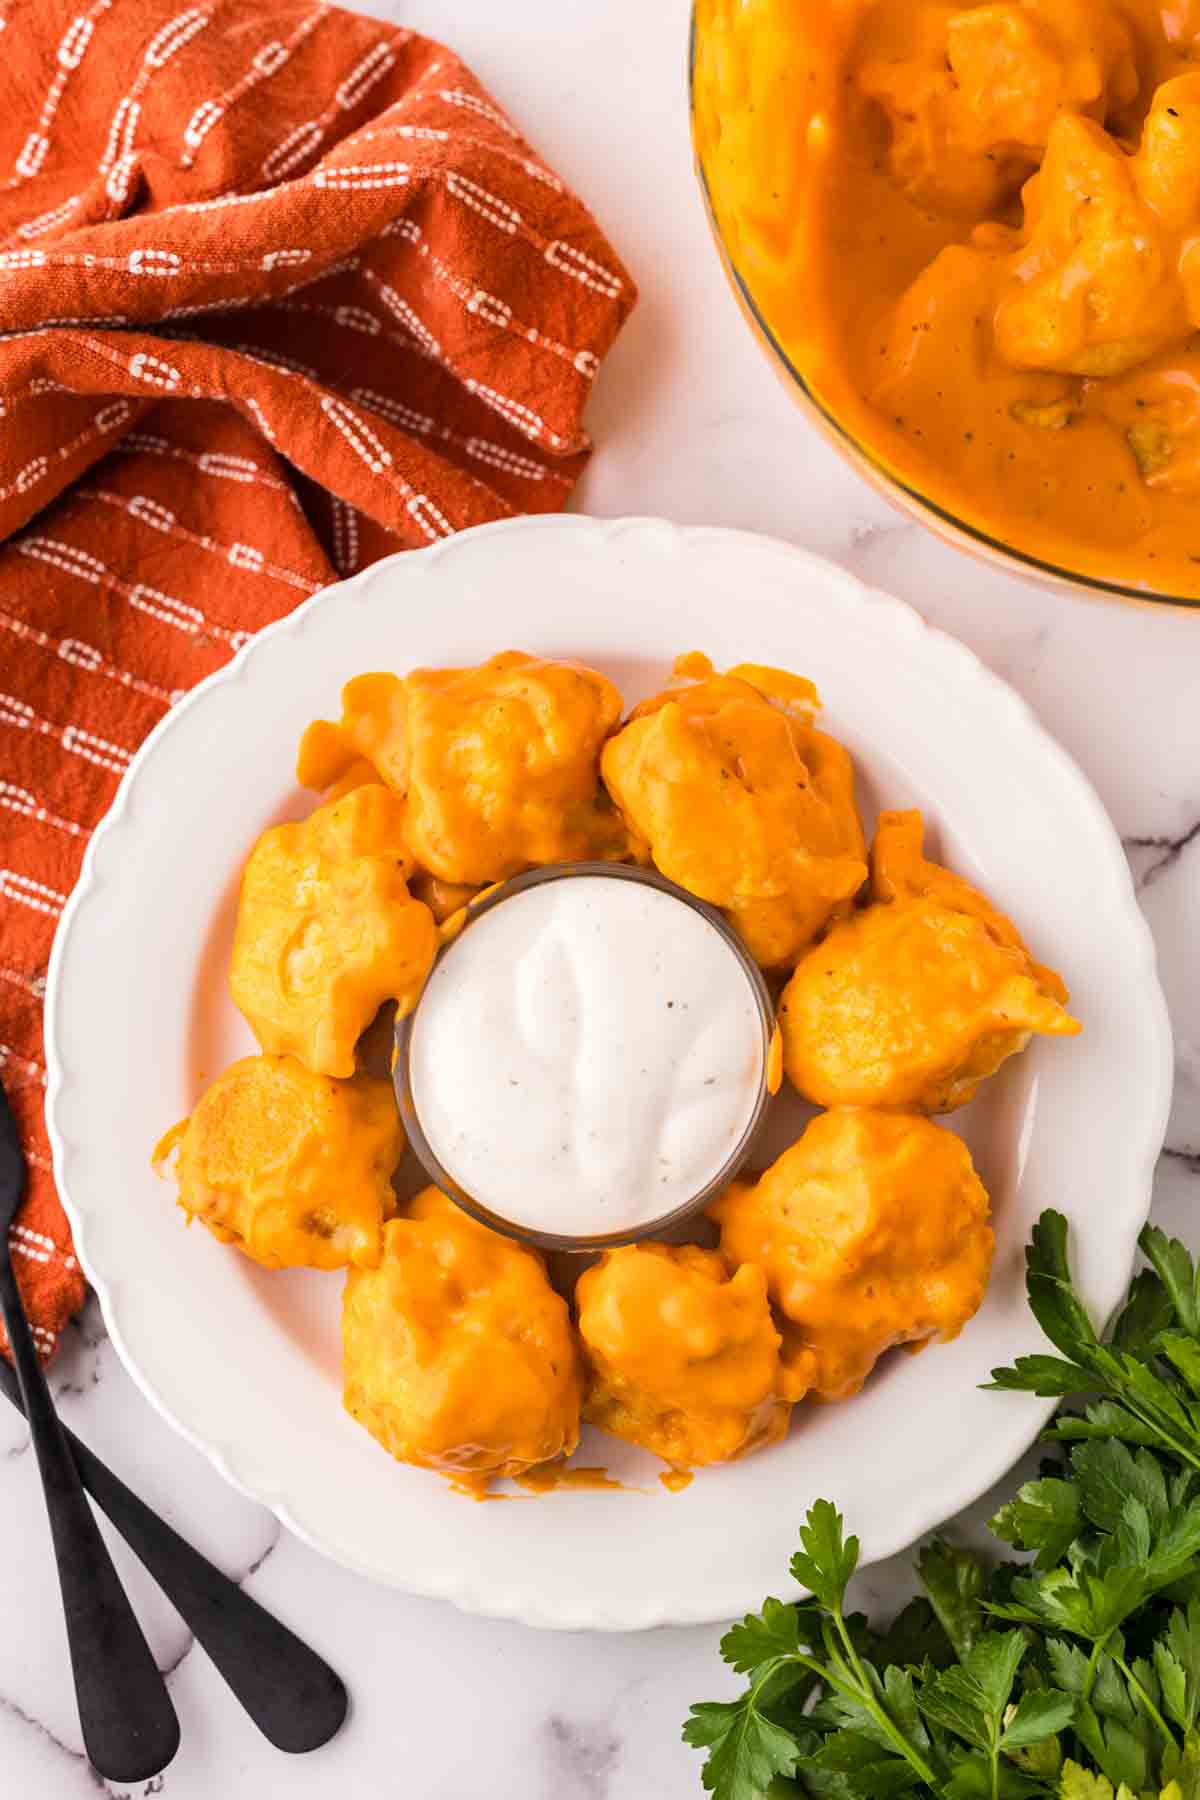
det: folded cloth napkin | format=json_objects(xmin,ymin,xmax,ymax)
[{"xmin": 0, "ymin": 0, "xmax": 636, "ymax": 1356}]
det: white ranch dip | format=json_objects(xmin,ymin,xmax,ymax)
[{"xmin": 407, "ymin": 874, "xmax": 766, "ymax": 1240}]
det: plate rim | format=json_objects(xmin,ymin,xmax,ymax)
[{"xmin": 43, "ymin": 513, "xmax": 1174, "ymax": 1629}]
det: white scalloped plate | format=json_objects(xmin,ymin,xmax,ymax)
[{"xmin": 44, "ymin": 517, "xmax": 1171, "ymax": 1630}]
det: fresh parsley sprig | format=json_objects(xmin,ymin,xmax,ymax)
[{"xmin": 684, "ymin": 1211, "xmax": 1200, "ymax": 1800}]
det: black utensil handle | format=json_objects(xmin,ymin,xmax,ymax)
[
  {"xmin": 66, "ymin": 1431, "xmax": 349, "ymax": 1752},
  {"xmin": 0, "ymin": 1353, "xmax": 348, "ymax": 1753},
  {"xmin": 0, "ymin": 1263, "xmax": 181, "ymax": 1783}
]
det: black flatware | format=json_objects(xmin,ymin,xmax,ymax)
[
  {"xmin": 0, "ymin": 1075, "xmax": 349, "ymax": 1756},
  {"xmin": 0, "ymin": 1353, "xmax": 349, "ymax": 1753},
  {"xmin": 0, "ymin": 1076, "xmax": 180, "ymax": 1781}
]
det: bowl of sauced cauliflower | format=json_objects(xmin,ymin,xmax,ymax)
[{"xmin": 693, "ymin": 0, "xmax": 1200, "ymax": 605}]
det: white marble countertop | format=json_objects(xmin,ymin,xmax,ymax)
[{"xmin": 4, "ymin": 0, "xmax": 1198, "ymax": 1793}]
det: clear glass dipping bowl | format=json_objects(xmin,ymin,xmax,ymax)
[
  {"xmin": 689, "ymin": 0, "xmax": 1200, "ymax": 613},
  {"xmin": 393, "ymin": 862, "xmax": 775, "ymax": 1254}
]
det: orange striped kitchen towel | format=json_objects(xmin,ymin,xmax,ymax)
[{"xmin": 0, "ymin": 0, "xmax": 636, "ymax": 1354}]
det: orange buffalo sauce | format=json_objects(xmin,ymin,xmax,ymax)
[{"xmin": 693, "ymin": 0, "xmax": 1200, "ymax": 598}]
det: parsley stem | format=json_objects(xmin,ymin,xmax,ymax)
[
  {"xmin": 819, "ymin": 1609, "xmax": 940, "ymax": 1790},
  {"xmin": 1082, "ymin": 1366, "xmax": 1200, "ymax": 1473},
  {"xmin": 1112, "ymin": 1650, "xmax": 1179, "ymax": 1755}
]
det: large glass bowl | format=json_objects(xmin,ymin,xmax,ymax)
[{"xmin": 689, "ymin": 0, "xmax": 1200, "ymax": 612}]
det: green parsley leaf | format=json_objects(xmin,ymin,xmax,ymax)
[
  {"xmin": 881, "ymin": 1666, "xmax": 932, "ymax": 1757},
  {"xmin": 986, "ymin": 1354, "xmax": 1094, "ymax": 1397},
  {"xmin": 790, "ymin": 1501, "xmax": 859, "ymax": 1614},
  {"xmin": 1053, "ymin": 1402, "xmax": 1170, "ymax": 1450},
  {"xmin": 1140, "ymin": 1228, "xmax": 1200, "ymax": 1339},
  {"xmin": 1074, "ymin": 1700, "xmax": 1152, "ymax": 1792},
  {"xmin": 684, "ymin": 1695, "xmax": 803, "ymax": 1800},
  {"xmin": 1046, "ymin": 1638, "xmax": 1091, "ymax": 1698},
  {"xmin": 871, "ymin": 1597, "xmax": 956, "ymax": 1672},
  {"xmin": 1058, "ymin": 1763, "xmax": 1119, "ymax": 1800},
  {"xmin": 721, "ymin": 1600, "xmax": 805, "ymax": 1674},
  {"xmin": 1024, "ymin": 1211, "xmax": 1104, "ymax": 1362},
  {"xmin": 1157, "ymin": 1603, "xmax": 1200, "ymax": 1732},
  {"xmin": 939, "ymin": 1748, "xmax": 1045, "ymax": 1797},
  {"xmin": 797, "ymin": 1729, "xmax": 922, "ymax": 1798},
  {"xmin": 1112, "ymin": 1268, "xmax": 1174, "ymax": 1357},
  {"xmin": 965, "ymin": 1631, "xmax": 1030, "ymax": 1719},
  {"xmin": 1163, "ymin": 1725, "xmax": 1200, "ymax": 1799},
  {"xmin": 918, "ymin": 1631, "xmax": 1027, "ymax": 1751},
  {"xmin": 917, "ymin": 1540, "xmax": 985, "ymax": 1661},
  {"xmin": 1007, "ymin": 1725, "xmax": 1064, "ymax": 1782},
  {"xmin": 991, "ymin": 1478, "xmax": 1083, "ymax": 1569},
  {"xmin": 998, "ymin": 1688, "xmax": 1076, "ymax": 1749},
  {"xmin": 1162, "ymin": 1335, "xmax": 1200, "ymax": 1401},
  {"xmin": 1072, "ymin": 1439, "xmax": 1169, "ymax": 1535}
]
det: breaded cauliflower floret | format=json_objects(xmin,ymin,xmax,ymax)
[
  {"xmin": 601, "ymin": 657, "xmax": 866, "ymax": 969},
  {"xmin": 779, "ymin": 810, "xmax": 1079, "ymax": 1112},
  {"xmin": 710, "ymin": 1108, "xmax": 994, "ymax": 1401},
  {"xmin": 230, "ymin": 784, "xmax": 437, "ymax": 1078},
  {"xmin": 156, "ymin": 1055, "xmax": 402, "ymax": 1270},
  {"xmin": 575, "ymin": 1243, "xmax": 791, "ymax": 1469},
  {"xmin": 995, "ymin": 78, "xmax": 1200, "ymax": 378},
  {"xmin": 342, "ymin": 1188, "xmax": 582, "ymax": 1482},
  {"xmin": 297, "ymin": 652, "xmax": 628, "ymax": 886},
  {"xmin": 857, "ymin": 0, "xmax": 1138, "ymax": 217}
]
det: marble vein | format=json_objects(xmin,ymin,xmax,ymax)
[
  {"xmin": 1125, "ymin": 818, "xmax": 1200, "ymax": 890},
  {"xmin": 240, "ymin": 1518, "xmax": 283, "ymax": 1581},
  {"xmin": 0, "ymin": 1691, "xmax": 104, "ymax": 1790}
]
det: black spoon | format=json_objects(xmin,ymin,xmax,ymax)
[
  {"xmin": 0, "ymin": 1080, "xmax": 349, "ymax": 1755},
  {"xmin": 0, "ymin": 1076, "xmax": 180, "ymax": 1781},
  {"xmin": 0, "ymin": 1355, "xmax": 350, "ymax": 1753}
]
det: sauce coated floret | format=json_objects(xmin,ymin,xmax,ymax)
[
  {"xmin": 342, "ymin": 1187, "xmax": 582, "ymax": 1484},
  {"xmin": 156, "ymin": 1055, "xmax": 403, "ymax": 1270},
  {"xmin": 297, "ymin": 651, "xmax": 629, "ymax": 886},
  {"xmin": 856, "ymin": 0, "xmax": 1139, "ymax": 216},
  {"xmin": 230, "ymin": 783, "xmax": 437, "ymax": 1079},
  {"xmin": 710, "ymin": 1108, "xmax": 994, "ymax": 1401},
  {"xmin": 994, "ymin": 79, "xmax": 1200, "ymax": 378},
  {"xmin": 575, "ymin": 1242, "xmax": 791, "ymax": 1469},
  {"xmin": 601, "ymin": 656, "xmax": 866, "ymax": 969},
  {"xmin": 779, "ymin": 809, "xmax": 1079, "ymax": 1112}
]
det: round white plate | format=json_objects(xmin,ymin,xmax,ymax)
[{"xmin": 45, "ymin": 516, "xmax": 1171, "ymax": 1630}]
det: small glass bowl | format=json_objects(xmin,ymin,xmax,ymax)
[
  {"xmin": 688, "ymin": 1, "xmax": 1200, "ymax": 613},
  {"xmin": 393, "ymin": 861, "xmax": 775, "ymax": 1254}
]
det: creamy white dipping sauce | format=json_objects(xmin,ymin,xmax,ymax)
[{"xmin": 407, "ymin": 874, "xmax": 766, "ymax": 1241}]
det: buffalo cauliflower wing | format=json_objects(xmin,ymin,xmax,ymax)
[
  {"xmin": 857, "ymin": 0, "xmax": 1138, "ymax": 217},
  {"xmin": 601, "ymin": 657, "xmax": 866, "ymax": 969},
  {"xmin": 297, "ymin": 652, "xmax": 628, "ymax": 886},
  {"xmin": 156, "ymin": 1055, "xmax": 402, "ymax": 1270},
  {"xmin": 710, "ymin": 1107, "xmax": 994, "ymax": 1401},
  {"xmin": 342, "ymin": 1187, "xmax": 582, "ymax": 1484},
  {"xmin": 995, "ymin": 77, "xmax": 1200, "ymax": 377},
  {"xmin": 779, "ymin": 809, "xmax": 1079, "ymax": 1112},
  {"xmin": 575, "ymin": 1242, "xmax": 791, "ymax": 1469},
  {"xmin": 230, "ymin": 783, "xmax": 436, "ymax": 1078}
]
